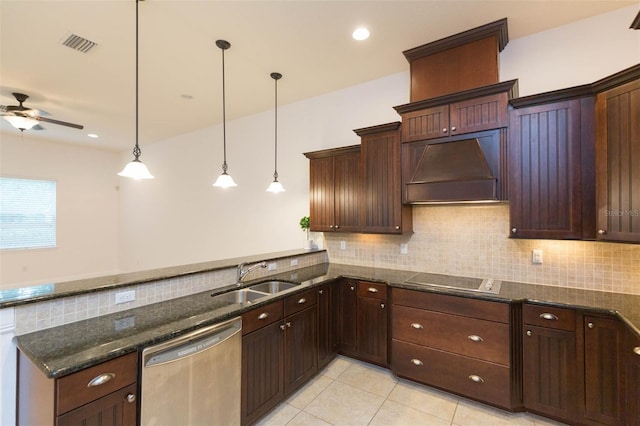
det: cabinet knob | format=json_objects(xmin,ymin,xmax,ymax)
[
  {"xmin": 87, "ymin": 373, "xmax": 115, "ymax": 387},
  {"xmin": 442, "ymin": 128, "xmax": 448, "ymax": 133},
  {"xmin": 286, "ymin": 322, "xmax": 292, "ymax": 328},
  {"xmin": 126, "ymin": 393, "xmax": 136, "ymax": 403},
  {"xmin": 598, "ymin": 229, "xmax": 607, "ymax": 235},
  {"xmin": 410, "ymin": 323, "xmax": 423, "ymax": 329},
  {"xmin": 329, "ymin": 225, "xmax": 334, "ymax": 229},
  {"xmin": 539, "ymin": 313, "xmax": 558, "ymax": 321},
  {"xmin": 350, "ymin": 286, "xmax": 355, "ymax": 291},
  {"xmin": 335, "ymin": 225, "xmax": 340, "ymax": 229},
  {"xmin": 588, "ymin": 322, "xmax": 594, "ymax": 329},
  {"xmin": 467, "ymin": 335, "xmax": 483, "ymax": 343},
  {"xmin": 451, "ymin": 126, "xmax": 457, "ymax": 131},
  {"xmin": 468, "ymin": 375, "xmax": 484, "ymax": 383},
  {"xmin": 380, "ymin": 303, "xmax": 385, "ymax": 309},
  {"xmin": 526, "ymin": 330, "xmax": 532, "ymax": 337},
  {"xmin": 411, "ymin": 358, "xmax": 424, "ymax": 366},
  {"xmin": 297, "ymin": 297, "xmax": 307, "ymax": 304},
  {"xmin": 318, "ymin": 289, "xmax": 324, "ymax": 295},
  {"xmin": 511, "ymin": 227, "xmax": 517, "ymax": 234},
  {"xmin": 395, "ymin": 225, "xmax": 400, "ymax": 230},
  {"xmin": 367, "ymin": 287, "xmax": 379, "ymax": 293},
  {"xmin": 634, "ymin": 347, "xmax": 640, "ymax": 356},
  {"xmin": 258, "ymin": 312, "xmax": 269, "ymax": 320},
  {"xmin": 280, "ymin": 324, "xmax": 286, "ymax": 331}
]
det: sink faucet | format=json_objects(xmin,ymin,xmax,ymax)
[{"xmin": 237, "ymin": 261, "xmax": 267, "ymax": 283}]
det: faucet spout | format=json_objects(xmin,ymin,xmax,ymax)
[{"xmin": 237, "ymin": 261, "xmax": 267, "ymax": 283}]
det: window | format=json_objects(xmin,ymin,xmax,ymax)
[{"xmin": 0, "ymin": 177, "xmax": 56, "ymax": 250}]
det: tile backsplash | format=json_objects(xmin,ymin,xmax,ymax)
[{"xmin": 323, "ymin": 204, "xmax": 640, "ymax": 295}]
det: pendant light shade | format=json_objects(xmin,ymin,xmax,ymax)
[
  {"xmin": 212, "ymin": 39, "xmax": 237, "ymax": 188},
  {"xmin": 266, "ymin": 72, "xmax": 285, "ymax": 193},
  {"xmin": 119, "ymin": 0, "xmax": 154, "ymax": 180}
]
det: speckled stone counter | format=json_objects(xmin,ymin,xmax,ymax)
[{"xmin": 14, "ymin": 262, "xmax": 640, "ymax": 379}]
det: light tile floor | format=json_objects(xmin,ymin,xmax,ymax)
[{"xmin": 257, "ymin": 356, "xmax": 568, "ymax": 426}]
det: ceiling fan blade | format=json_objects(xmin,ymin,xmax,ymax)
[{"xmin": 36, "ymin": 116, "xmax": 84, "ymax": 129}]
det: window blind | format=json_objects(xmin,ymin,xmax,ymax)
[{"xmin": 0, "ymin": 177, "xmax": 56, "ymax": 250}]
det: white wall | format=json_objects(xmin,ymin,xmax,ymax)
[
  {"xmin": 117, "ymin": 72, "xmax": 409, "ymax": 272},
  {"xmin": 0, "ymin": 133, "xmax": 120, "ymax": 288},
  {"xmin": 501, "ymin": 5, "xmax": 640, "ymax": 96}
]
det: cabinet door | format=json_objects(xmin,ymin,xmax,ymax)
[
  {"xmin": 509, "ymin": 99, "xmax": 588, "ymax": 239},
  {"xmin": 336, "ymin": 279, "xmax": 358, "ymax": 356},
  {"xmin": 361, "ymin": 127, "xmax": 410, "ymax": 233},
  {"xmin": 596, "ymin": 79, "xmax": 640, "ymax": 242},
  {"xmin": 583, "ymin": 316, "xmax": 625, "ymax": 425},
  {"xmin": 242, "ymin": 321, "xmax": 284, "ymax": 425},
  {"xmin": 627, "ymin": 332, "xmax": 640, "ymax": 426},
  {"xmin": 284, "ymin": 306, "xmax": 318, "ymax": 396},
  {"xmin": 401, "ymin": 104, "xmax": 450, "ymax": 142},
  {"xmin": 309, "ymin": 156, "xmax": 335, "ymax": 232},
  {"xmin": 522, "ymin": 326, "xmax": 577, "ymax": 422},
  {"xmin": 356, "ymin": 296, "xmax": 388, "ymax": 366},
  {"xmin": 56, "ymin": 383, "xmax": 137, "ymax": 426},
  {"xmin": 450, "ymin": 92, "xmax": 509, "ymax": 136},
  {"xmin": 317, "ymin": 283, "xmax": 335, "ymax": 370},
  {"xmin": 333, "ymin": 150, "xmax": 361, "ymax": 232}
]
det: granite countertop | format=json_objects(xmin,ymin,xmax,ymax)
[
  {"xmin": 14, "ymin": 263, "xmax": 640, "ymax": 379},
  {"xmin": 0, "ymin": 249, "xmax": 317, "ymax": 308}
]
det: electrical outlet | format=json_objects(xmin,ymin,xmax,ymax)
[
  {"xmin": 340, "ymin": 241, "xmax": 346, "ymax": 250},
  {"xmin": 268, "ymin": 262, "xmax": 277, "ymax": 271},
  {"xmin": 532, "ymin": 249, "xmax": 543, "ymax": 264},
  {"xmin": 290, "ymin": 259, "xmax": 298, "ymax": 267},
  {"xmin": 400, "ymin": 243, "xmax": 408, "ymax": 255},
  {"xmin": 115, "ymin": 290, "xmax": 135, "ymax": 304}
]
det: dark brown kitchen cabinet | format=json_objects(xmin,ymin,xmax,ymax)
[
  {"xmin": 317, "ymin": 281, "xmax": 336, "ymax": 370},
  {"xmin": 522, "ymin": 304, "xmax": 578, "ymax": 423},
  {"xmin": 583, "ymin": 315, "xmax": 625, "ymax": 425},
  {"xmin": 595, "ymin": 74, "xmax": 640, "ymax": 243},
  {"xmin": 17, "ymin": 351, "xmax": 138, "ymax": 426},
  {"xmin": 335, "ymin": 278, "xmax": 358, "ymax": 356},
  {"xmin": 284, "ymin": 292, "xmax": 318, "ymax": 395},
  {"xmin": 355, "ymin": 122, "xmax": 412, "ymax": 234},
  {"xmin": 305, "ymin": 146, "xmax": 361, "ymax": 233},
  {"xmin": 394, "ymin": 80, "xmax": 517, "ymax": 143},
  {"xmin": 509, "ymin": 95, "xmax": 595, "ymax": 240},
  {"xmin": 626, "ymin": 331, "xmax": 640, "ymax": 426}
]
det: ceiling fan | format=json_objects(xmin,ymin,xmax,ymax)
[{"xmin": 0, "ymin": 92, "xmax": 84, "ymax": 131}]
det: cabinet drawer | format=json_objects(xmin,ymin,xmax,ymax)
[
  {"xmin": 285, "ymin": 289, "xmax": 317, "ymax": 316},
  {"xmin": 392, "ymin": 340, "xmax": 512, "ymax": 409},
  {"xmin": 523, "ymin": 304, "xmax": 576, "ymax": 331},
  {"xmin": 242, "ymin": 300, "xmax": 284, "ymax": 335},
  {"xmin": 392, "ymin": 288, "xmax": 510, "ymax": 323},
  {"xmin": 357, "ymin": 281, "xmax": 387, "ymax": 300},
  {"xmin": 56, "ymin": 352, "xmax": 137, "ymax": 415},
  {"xmin": 392, "ymin": 305, "xmax": 510, "ymax": 365}
]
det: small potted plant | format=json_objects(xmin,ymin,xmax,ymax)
[{"xmin": 300, "ymin": 216, "xmax": 312, "ymax": 249}]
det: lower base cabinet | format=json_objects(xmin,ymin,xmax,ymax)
[{"xmin": 627, "ymin": 331, "xmax": 640, "ymax": 426}]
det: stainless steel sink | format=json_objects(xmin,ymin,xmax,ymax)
[
  {"xmin": 211, "ymin": 289, "xmax": 268, "ymax": 304},
  {"xmin": 248, "ymin": 280, "xmax": 300, "ymax": 294}
]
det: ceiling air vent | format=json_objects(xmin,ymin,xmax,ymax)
[{"xmin": 62, "ymin": 34, "xmax": 98, "ymax": 53}]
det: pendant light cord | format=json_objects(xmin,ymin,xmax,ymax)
[
  {"xmin": 133, "ymin": 0, "xmax": 141, "ymax": 160},
  {"xmin": 221, "ymin": 46, "xmax": 228, "ymax": 172},
  {"xmin": 273, "ymin": 76, "xmax": 278, "ymax": 179}
]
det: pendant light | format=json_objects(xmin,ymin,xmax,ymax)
[
  {"xmin": 212, "ymin": 39, "xmax": 237, "ymax": 188},
  {"xmin": 118, "ymin": 0, "xmax": 154, "ymax": 180},
  {"xmin": 266, "ymin": 72, "xmax": 285, "ymax": 193}
]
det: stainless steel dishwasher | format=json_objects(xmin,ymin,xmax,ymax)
[{"xmin": 140, "ymin": 317, "xmax": 242, "ymax": 425}]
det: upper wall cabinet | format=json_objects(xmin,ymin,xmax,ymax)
[
  {"xmin": 304, "ymin": 146, "xmax": 362, "ymax": 233},
  {"xmin": 509, "ymin": 91, "xmax": 596, "ymax": 240},
  {"xmin": 594, "ymin": 66, "xmax": 640, "ymax": 243},
  {"xmin": 354, "ymin": 122, "xmax": 412, "ymax": 234}
]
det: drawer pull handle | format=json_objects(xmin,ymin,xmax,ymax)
[
  {"xmin": 539, "ymin": 313, "xmax": 558, "ymax": 321},
  {"xmin": 126, "ymin": 393, "xmax": 136, "ymax": 403},
  {"xmin": 468, "ymin": 375, "xmax": 484, "ymax": 383},
  {"xmin": 410, "ymin": 359, "xmax": 423, "ymax": 366},
  {"xmin": 297, "ymin": 298, "xmax": 307, "ymax": 304},
  {"xmin": 87, "ymin": 373, "xmax": 115, "ymax": 387},
  {"xmin": 258, "ymin": 312, "xmax": 269, "ymax": 320},
  {"xmin": 367, "ymin": 287, "xmax": 379, "ymax": 293},
  {"xmin": 634, "ymin": 347, "xmax": 640, "ymax": 356},
  {"xmin": 410, "ymin": 323, "xmax": 423, "ymax": 329},
  {"xmin": 468, "ymin": 335, "xmax": 483, "ymax": 342}
]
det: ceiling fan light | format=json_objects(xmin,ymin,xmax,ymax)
[
  {"xmin": 118, "ymin": 159, "xmax": 154, "ymax": 179},
  {"xmin": 266, "ymin": 179, "xmax": 285, "ymax": 193},
  {"xmin": 3, "ymin": 115, "xmax": 39, "ymax": 130},
  {"xmin": 213, "ymin": 171, "xmax": 237, "ymax": 188}
]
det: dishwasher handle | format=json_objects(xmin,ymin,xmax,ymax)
[{"xmin": 144, "ymin": 317, "xmax": 241, "ymax": 368}]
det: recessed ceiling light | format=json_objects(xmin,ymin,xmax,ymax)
[
  {"xmin": 87, "ymin": 133, "xmax": 99, "ymax": 138},
  {"xmin": 352, "ymin": 27, "xmax": 370, "ymax": 41},
  {"xmin": 181, "ymin": 94, "xmax": 194, "ymax": 99}
]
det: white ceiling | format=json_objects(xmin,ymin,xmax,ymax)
[{"xmin": 0, "ymin": 0, "xmax": 635, "ymax": 152}]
